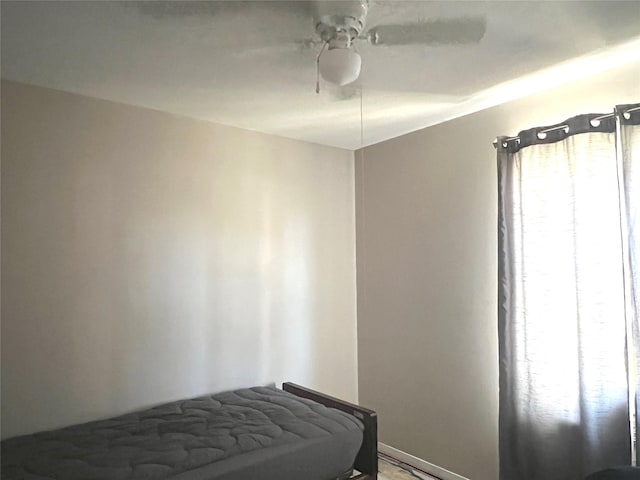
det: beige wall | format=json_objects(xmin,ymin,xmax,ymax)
[
  {"xmin": 355, "ymin": 61, "xmax": 640, "ymax": 480},
  {"xmin": 1, "ymin": 80, "xmax": 357, "ymax": 439}
]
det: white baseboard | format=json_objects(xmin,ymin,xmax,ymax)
[{"xmin": 378, "ymin": 443, "xmax": 471, "ymax": 480}]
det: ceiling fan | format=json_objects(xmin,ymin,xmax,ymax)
[
  {"xmin": 132, "ymin": 0, "xmax": 486, "ymax": 93},
  {"xmin": 311, "ymin": 0, "xmax": 486, "ymax": 91}
]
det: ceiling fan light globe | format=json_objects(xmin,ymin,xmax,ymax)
[{"xmin": 319, "ymin": 48, "xmax": 361, "ymax": 86}]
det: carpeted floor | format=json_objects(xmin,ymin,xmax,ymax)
[{"xmin": 378, "ymin": 457, "xmax": 439, "ymax": 480}]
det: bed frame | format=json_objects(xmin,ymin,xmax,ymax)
[{"xmin": 282, "ymin": 382, "xmax": 378, "ymax": 480}]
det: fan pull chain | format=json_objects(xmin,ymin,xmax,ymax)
[
  {"xmin": 360, "ymin": 85, "xmax": 364, "ymax": 147},
  {"xmin": 315, "ymin": 41, "xmax": 328, "ymax": 94}
]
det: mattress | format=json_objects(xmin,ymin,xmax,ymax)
[{"xmin": 1, "ymin": 386, "xmax": 364, "ymax": 480}]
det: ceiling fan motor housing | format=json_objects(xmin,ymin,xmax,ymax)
[{"xmin": 314, "ymin": 0, "xmax": 368, "ymax": 47}]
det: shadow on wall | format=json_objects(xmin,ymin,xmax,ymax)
[
  {"xmin": 203, "ymin": 138, "xmax": 318, "ymax": 392},
  {"xmin": 103, "ymin": 135, "xmax": 320, "ymax": 407}
]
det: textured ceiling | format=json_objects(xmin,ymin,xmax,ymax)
[{"xmin": 2, "ymin": 1, "xmax": 640, "ymax": 149}]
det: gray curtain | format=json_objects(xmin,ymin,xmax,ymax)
[
  {"xmin": 498, "ymin": 105, "xmax": 640, "ymax": 480},
  {"xmin": 619, "ymin": 106, "xmax": 640, "ymax": 465}
]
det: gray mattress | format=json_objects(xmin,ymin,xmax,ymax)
[{"xmin": 1, "ymin": 386, "xmax": 364, "ymax": 480}]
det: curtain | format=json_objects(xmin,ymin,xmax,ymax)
[
  {"xmin": 498, "ymin": 104, "xmax": 640, "ymax": 480},
  {"xmin": 619, "ymin": 106, "xmax": 640, "ymax": 465}
]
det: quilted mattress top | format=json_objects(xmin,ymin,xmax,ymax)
[{"xmin": 1, "ymin": 386, "xmax": 364, "ymax": 480}]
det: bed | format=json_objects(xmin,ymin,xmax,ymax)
[{"xmin": 1, "ymin": 383, "xmax": 378, "ymax": 480}]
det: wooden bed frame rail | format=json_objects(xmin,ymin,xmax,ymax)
[{"xmin": 282, "ymin": 382, "xmax": 378, "ymax": 480}]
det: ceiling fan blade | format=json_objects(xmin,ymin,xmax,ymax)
[
  {"xmin": 230, "ymin": 41, "xmax": 312, "ymax": 58},
  {"xmin": 368, "ymin": 18, "xmax": 486, "ymax": 46},
  {"xmin": 133, "ymin": 1, "xmax": 312, "ymax": 19}
]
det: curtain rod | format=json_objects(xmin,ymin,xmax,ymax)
[{"xmin": 493, "ymin": 105, "xmax": 640, "ymax": 148}]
